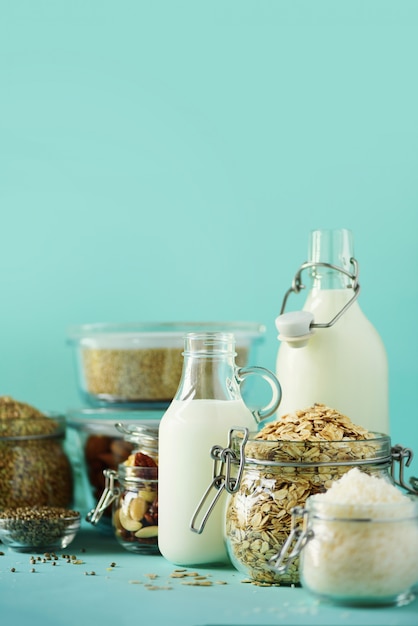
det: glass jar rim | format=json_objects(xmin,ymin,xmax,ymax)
[
  {"xmin": 0, "ymin": 414, "xmax": 66, "ymax": 441},
  {"xmin": 305, "ymin": 493, "xmax": 418, "ymax": 522},
  {"xmin": 115, "ymin": 423, "xmax": 158, "ymax": 448},
  {"xmin": 230, "ymin": 431, "xmax": 393, "ymax": 467},
  {"xmin": 118, "ymin": 463, "xmax": 158, "ymax": 482}
]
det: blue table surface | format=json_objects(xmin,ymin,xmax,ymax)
[{"xmin": 0, "ymin": 521, "xmax": 417, "ymax": 626}]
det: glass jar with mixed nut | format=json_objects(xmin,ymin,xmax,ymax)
[
  {"xmin": 87, "ymin": 424, "xmax": 159, "ymax": 553},
  {"xmin": 224, "ymin": 403, "xmax": 398, "ymax": 586}
]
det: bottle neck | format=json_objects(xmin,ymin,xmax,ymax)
[
  {"xmin": 174, "ymin": 333, "xmax": 241, "ymax": 402},
  {"xmin": 308, "ymin": 228, "xmax": 354, "ymax": 291}
]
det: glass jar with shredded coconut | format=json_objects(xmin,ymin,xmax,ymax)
[{"xmin": 271, "ymin": 468, "xmax": 418, "ymax": 606}]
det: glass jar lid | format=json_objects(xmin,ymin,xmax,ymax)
[{"xmin": 115, "ymin": 422, "xmax": 158, "ymax": 446}]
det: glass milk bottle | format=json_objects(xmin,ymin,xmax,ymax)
[
  {"xmin": 158, "ymin": 331, "xmax": 281, "ymax": 566},
  {"xmin": 275, "ymin": 228, "xmax": 389, "ymax": 434}
]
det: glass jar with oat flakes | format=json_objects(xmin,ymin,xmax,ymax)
[{"xmin": 217, "ymin": 404, "xmax": 418, "ymax": 586}]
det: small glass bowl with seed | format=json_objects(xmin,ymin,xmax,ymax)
[{"xmin": 0, "ymin": 506, "xmax": 81, "ymax": 553}]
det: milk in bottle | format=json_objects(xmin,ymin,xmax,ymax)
[
  {"xmin": 158, "ymin": 332, "xmax": 281, "ymax": 566},
  {"xmin": 275, "ymin": 229, "xmax": 389, "ymax": 434}
]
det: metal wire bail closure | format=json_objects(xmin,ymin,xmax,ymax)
[
  {"xmin": 275, "ymin": 258, "xmax": 360, "ymax": 346},
  {"xmin": 268, "ymin": 506, "xmax": 313, "ymax": 575},
  {"xmin": 189, "ymin": 437, "xmax": 418, "ymax": 537},
  {"xmin": 391, "ymin": 444, "xmax": 418, "ymax": 494},
  {"xmin": 189, "ymin": 427, "xmax": 249, "ymax": 534},
  {"xmin": 86, "ymin": 469, "xmax": 120, "ymax": 525}
]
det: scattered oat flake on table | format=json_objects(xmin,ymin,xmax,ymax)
[{"xmin": 181, "ymin": 580, "xmax": 213, "ymax": 586}]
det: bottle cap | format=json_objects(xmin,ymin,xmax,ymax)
[{"xmin": 275, "ymin": 311, "xmax": 315, "ymax": 348}]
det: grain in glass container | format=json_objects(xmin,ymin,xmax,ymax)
[
  {"xmin": 0, "ymin": 506, "xmax": 80, "ymax": 552},
  {"xmin": 222, "ymin": 404, "xmax": 416, "ymax": 585},
  {"xmin": 0, "ymin": 397, "xmax": 73, "ymax": 510},
  {"xmin": 67, "ymin": 321, "xmax": 264, "ymax": 408},
  {"xmin": 87, "ymin": 424, "xmax": 159, "ymax": 553}
]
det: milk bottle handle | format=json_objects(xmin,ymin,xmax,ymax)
[{"xmin": 236, "ymin": 366, "xmax": 282, "ymax": 423}]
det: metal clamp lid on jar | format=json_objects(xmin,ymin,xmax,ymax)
[
  {"xmin": 268, "ymin": 506, "xmax": 313, "ymax": 575},
  {"xmin": 190, "ymin": 427, "xmax": 249, "ymax": 534},
  {"xmin": 86, "ymin": 462, "xmax": 158, "ymax": 526},
  {"xmin": 275, "ymin": 258, "xmax": 360, "ymax": 347},
  {"xmin": 86, "ymin": 469, "xmax": 120, "ymax": 526},
  {"xmin": 189, "ymin": 428, "xmax": 418, "ymax": 535}
]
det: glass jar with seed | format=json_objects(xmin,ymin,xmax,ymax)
[
  {"xmin": 0, "ymin": 506, "xmax": 80, "ymax": 552},
  {"xmin": 217, "ymin": 404, "xmax": 418, "ymax": 585},
  {"xmin": 0, "ymin": 397, "xmax": 74, "ymax": 511}
]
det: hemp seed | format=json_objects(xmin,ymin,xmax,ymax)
[{"xmin": 0, "ymin": 506, "xmax": 80, "ymax": 550}]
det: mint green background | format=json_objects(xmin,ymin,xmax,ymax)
[{"xmin": 1, "ymin": 1, "xmax": 417, "ymax": 453}]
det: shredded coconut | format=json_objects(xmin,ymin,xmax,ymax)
[
  {"xmin": 301, "ymin": 469, "xmax": 418, "ymax": 603},
  {"xmin": 313, "ymin": 467, "xmax": 409, "ymax": 511}
]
